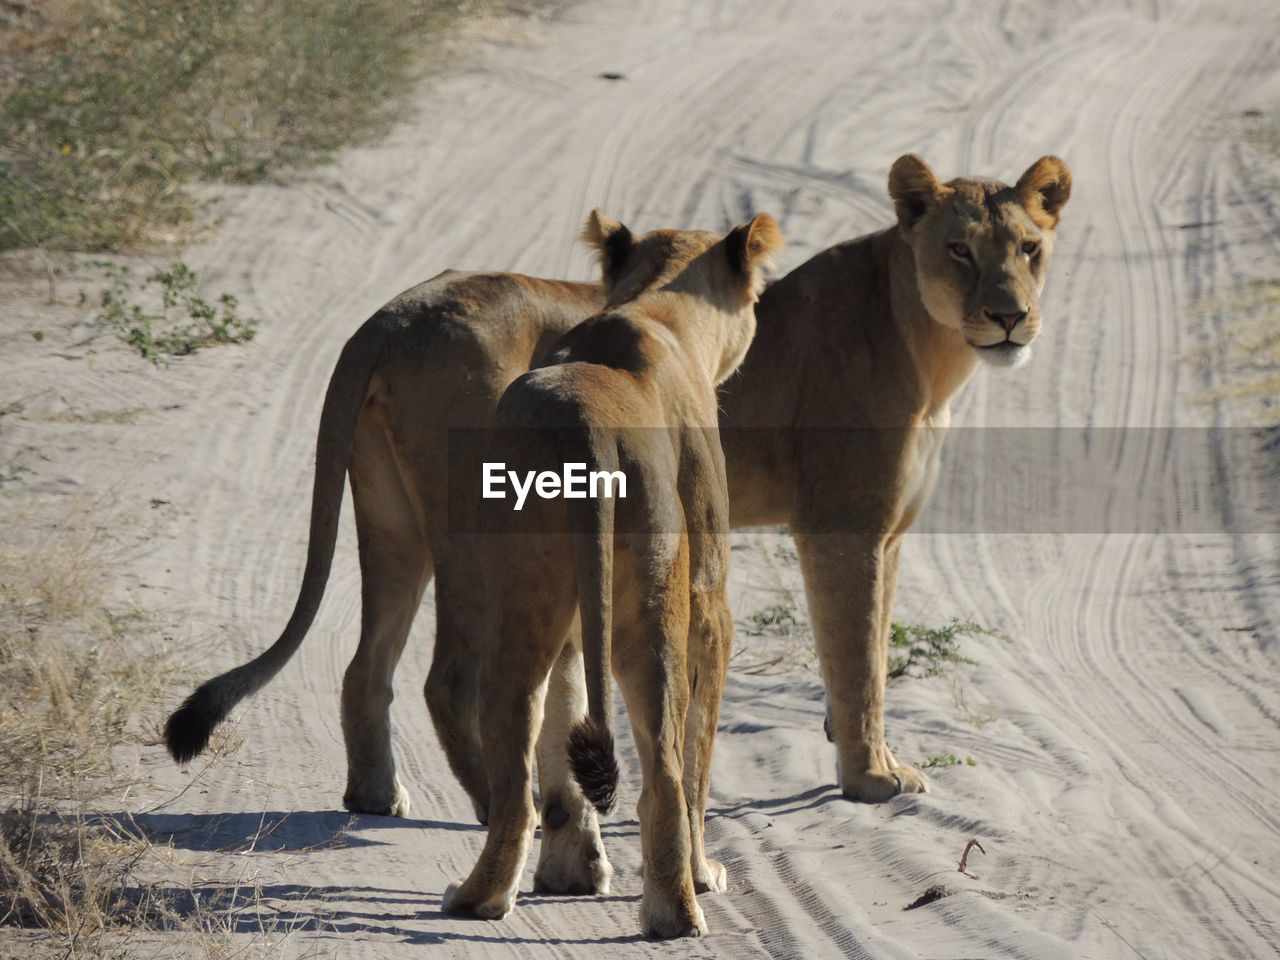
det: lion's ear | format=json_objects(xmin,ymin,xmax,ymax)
[
  {"xmin": 1016, "ymin": 156, "xmax": 1072, "ymax": 229},
  {"xmin": 581, "ymin": 209, "xmax": 633, "ymax": 288},
  {"xmin": 889, "ymin": 154, "xmax": 949, "ymax": 231},
  {"xmin": 725, "ymin": 212, "xmax": 784, "ymax": 277}
]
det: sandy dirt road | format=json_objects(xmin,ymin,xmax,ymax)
[{"xmin": 3, "ymin": 0, "xmax": 1279, "ymax": 956}]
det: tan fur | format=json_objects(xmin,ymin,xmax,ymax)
[
  {"xmin": 439, "ymin": 212, "xmax": 782, "ymax": 938},
  {"xmin": 164, "ymin": 156, "xmax": 1068, "ymax": 904}
]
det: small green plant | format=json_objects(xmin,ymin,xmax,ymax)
[
  {"xmin": 0, "ymin": 459, "xmax": 29, "ymax": 488},
  {"xmin": 888, "ymin": 618, "xmax": 988, "ymax": 679},
  {"xmin": 918, "ymin": 754, "xmax": 977, "ymax": 769},
  {"xmin": 1242, "ymin": 108, "xmax": 1280, "ymax": 159},
  {"xmin": 95, "ymin": 262, "xmax": 257, "ymax": 364},
  {"xmin": 750, "ymin": 601, "xmax": 800, "ymax": 630}
]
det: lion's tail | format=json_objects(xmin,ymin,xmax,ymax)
[
  {"xmin": 567, "ymin": 445, "xmax": 620, "ymax": 816},
  {"xmin": 164, "ymin": 321, "xmax": 385, "ymax": 765}
]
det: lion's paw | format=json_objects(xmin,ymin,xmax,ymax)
[
  {"xmin": 440, "ymin": 880, "xmax": 466, "ymax": 914},
  {"xmin": 533, "ymin": 804, "xmax": 612, "ymax": 895},
  {"xmin": 890, "ymin": 764, "xmax": 928, "ymax": 795},
  {"xmin": 533, "ymin": 845, "xmax": 612, "ymax": 896},
  {"xmin": 442, "ymin": 879, "xmax": 515, "ymax": 920},
  {"xmin": 343, "ymin": 776, "xmax": 412, "ymax": 818},
  {"xmin": 838, "ymin": 759, "xmax": 928, "ymax": 803},
  {"xmin": 640, "ymin": 892, "xmax": 707, "ymax": 939},
  {"xmin": 693, "ymin": 857, "xmax": 727, "ymax": 894}
]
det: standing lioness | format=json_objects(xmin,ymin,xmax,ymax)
[{"xmin": 441, "ymin": 211, "xmax": 783, "ymax": 938}]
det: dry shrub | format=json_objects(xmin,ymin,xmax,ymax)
[
  {"xmin": 0, "ymin": 500, "xmax": 313, "ymax": 956},
  {"xmin": 0, "ymin": 499, "xmax": 169, "ymax": 937}
]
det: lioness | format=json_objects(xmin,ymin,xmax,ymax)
[
  {"xmin": 440, "ymin": 210, "xmax": 782, "ymax": 937},
  {"xmin": 165, "ymin": 154, "xmax": 1070, "ymax": 897}
]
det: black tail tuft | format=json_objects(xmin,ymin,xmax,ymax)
[
  {"xmin": 164, "ymin": 684, "xmax": 228, "ymax": 764},
  {"xmin": 567, "ymin": 716, "xmax": 619, "ymax": 815}
]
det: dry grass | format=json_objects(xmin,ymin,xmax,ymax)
[
  {"xmin": 0, "ymin": 497, "xmax": 347, "ymax": 956},
  {"xmin": 1190, "ymin": 107, "xmax": 1280, "ymax": 424},
  {"xmin": 0, "ymin": 498, "xmax": 285, "ymax": 956},
  {"xmin": 0, "ymin": 499, "xmax": 172, "ymax": 941},
  {"xmin": 0, "ymin": 0, "xmax": 466, "ymax": 253},
  {"xmin": 1242, "ymin": 109, "xmax": 1280, "ymax": 164},
  {"xmin": 948, "ymin": 676, "xmax": 998, "ymax": 728},
  {"xmin": 1189, "ymin": 280, "xmax": 1280, "ymax": 424}
]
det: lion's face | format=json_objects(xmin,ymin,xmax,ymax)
[
  {"xmin": 582, "ymin": 211, "xmax": 783, "ymax": 384},
  {"xmin": 889, "ymin": 155, "xmax": 1072, "ymax": 369}
]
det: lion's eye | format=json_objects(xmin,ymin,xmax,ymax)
[
  {"xmin": 948, "ymin": 242, "xmax": 971, "ymax": 261},
  {"xmin": 1022, "ymin": 240, "xmax": 1041, "ymax": 258}
]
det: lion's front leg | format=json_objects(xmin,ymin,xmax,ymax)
[
  {"xmin": 793, "ymin": 532, "xmax": 926, "ymax": 802},
  {"xmin": 533, "ymin": 638, "xmax": 613, "ymax": 895},
  {"xmin": 873, "ymin": 537, "xmax": 926, "ymax": 790}
]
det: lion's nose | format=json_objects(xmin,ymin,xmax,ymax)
[{"xmin": 985, "ymin": 309, "xmax": 1027, "ymax": 334}]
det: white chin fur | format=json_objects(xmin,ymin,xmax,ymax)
[{"xmin": 977, "ymin": 342, "xmax": 1032, "ymax": 369}]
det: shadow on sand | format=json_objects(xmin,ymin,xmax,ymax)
[
  {"xmin": 116, "ymin": 786, "xmax": 844, "ymax": 944},
  {"xmin": 144, "ymin": 881, "xmax": 645, "ymax": 946},
  {"xmin": 120, "ymin": 808, "xmax": 484, "ymax": 853}
]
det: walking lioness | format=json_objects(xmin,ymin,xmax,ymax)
[
  {"xmin": 165, "ymin": 154, "xmax": 1070, "ymax": 897},
  {"xmin": 441, "ymin": 210, "xmax": 782, "ymax": 937}
]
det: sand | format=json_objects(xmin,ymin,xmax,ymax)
[{"xmin": 2, "ymin": 0, "xmax": 1278, "ymax": 956}]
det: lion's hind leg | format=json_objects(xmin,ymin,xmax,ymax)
[
  {"xmin": 425, "ymin": 559, "xmax": 493, "ymax": 823},
  {"xmin": 533, "ymin": 635, "xmax": 613, "ymax": 895},
  {"xmin": 614, "ymin": 540, "xmax": 705, "ymax": 939},
  {"xmin": 683, "ymin": 591, "xmax": 732, "ymax": 895},
  {"xmin": 441, "ymin": 648, "xmax": 549, "ymax": 920},
  {"xmin": 442, "ymin": 558, "xmax": 574, "ymax": 921},
  {"xmin": 341, "ymin": 401, "xmax": 432, "ymax": 818}
]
